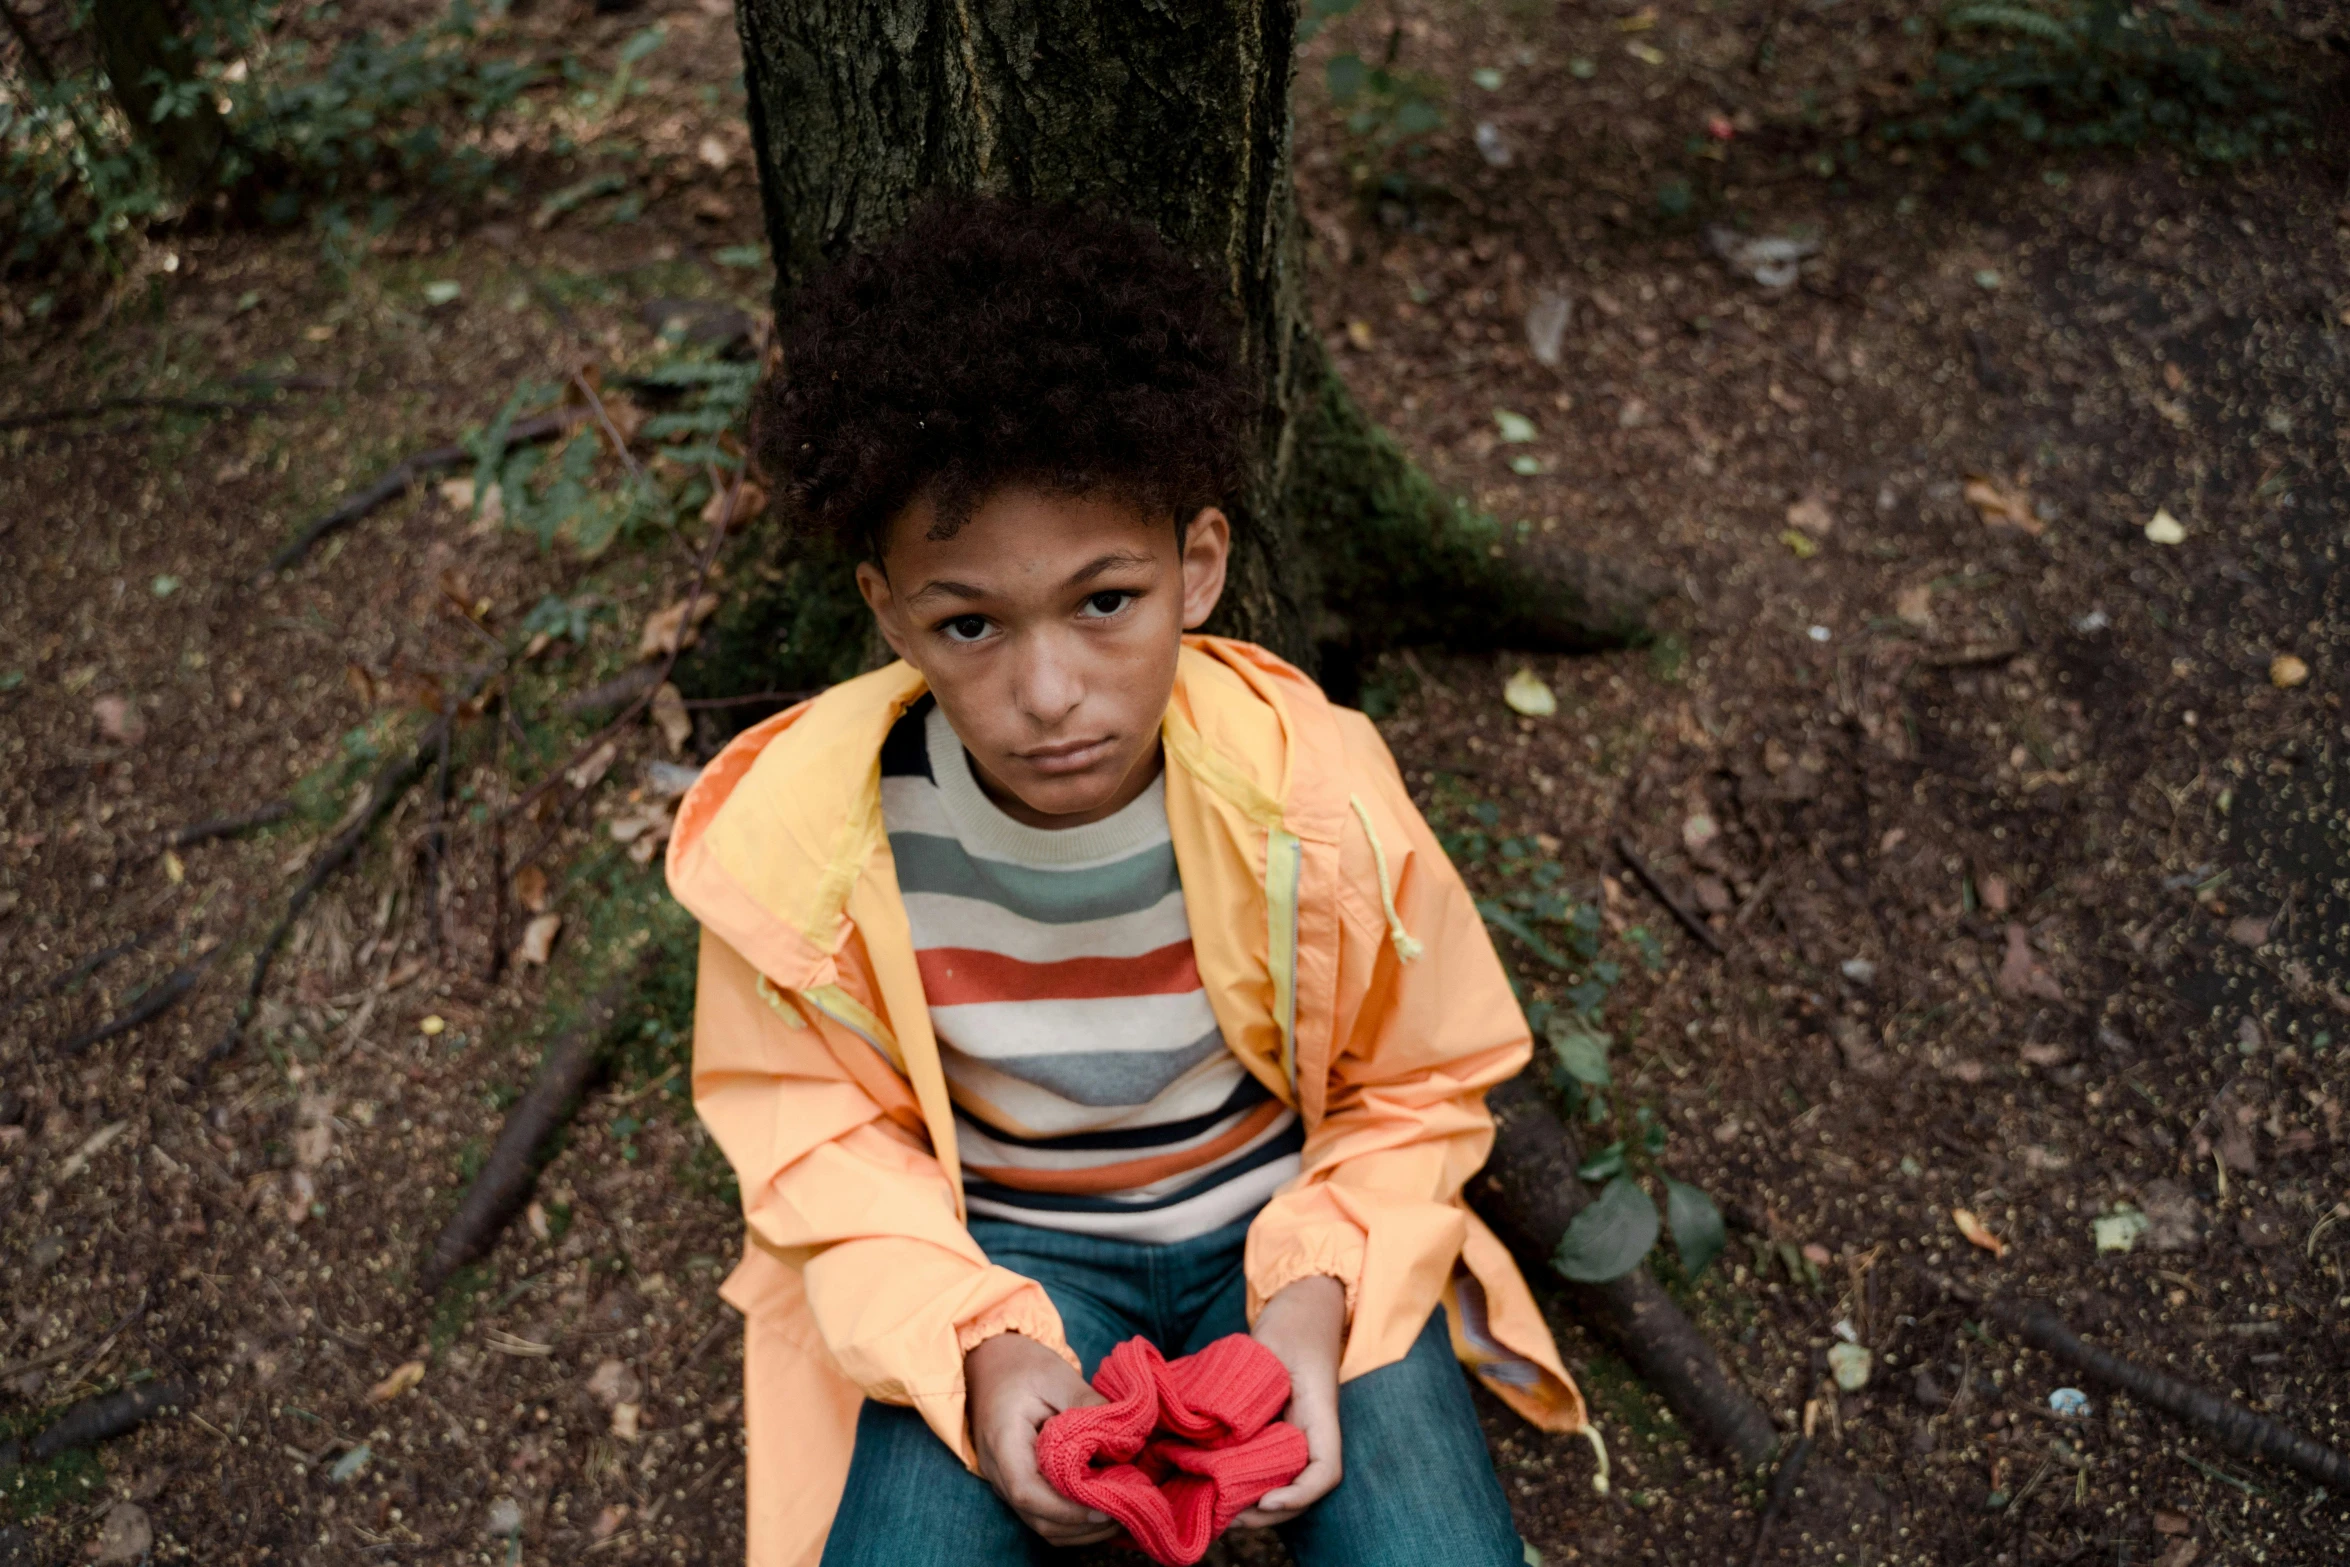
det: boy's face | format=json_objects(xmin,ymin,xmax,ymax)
[{"xmin": 856, "ymin": 486, "xmax": 1230, "ymax": 828}]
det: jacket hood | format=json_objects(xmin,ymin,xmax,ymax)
[{"xmin": 664, "ymin": 637, "xmax": 1345, "ymax": 996}]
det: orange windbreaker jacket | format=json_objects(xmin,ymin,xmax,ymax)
[{"xmin": 665, "ymin": 636, "xmax": 1587, "ymax": 1566}]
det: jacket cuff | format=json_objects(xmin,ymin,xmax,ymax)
[
  {"xmin": 954, "ymin": 1280, "xmax": 1079, "ymax": 1370},
  {"xmin": 1246, "ymin": 1229, "xmax": 1366, "ymax": 1325}
]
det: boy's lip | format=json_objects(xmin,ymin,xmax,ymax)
[{"xmin": 1016, "ymin": 737, "xmax": 1115, "ymax": 774}]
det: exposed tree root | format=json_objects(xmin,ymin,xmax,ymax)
[
  {"xmin": 199, "ymin": 694, "xmax": 477, "ymax": 1080},
  {"xmin": 1991, "ymin": 1299, "xmax": 2350, "ymax": 1491},
  {"xmin": 260, "ymin": 408, "xmax": 581, "ymax": 578},
  {"xmin": 1473, "ymin": 1073, "xmax": 1784, "ymax": 1472},
  {"xmin": 0, "ymin": 1380, "xmax": 196, "ymax": 1469},
  {"xmin": 1744, "ymin": 1432, "xmax": 1814, "ymax": 1565},
  {"xmin": 418, "ymin": 954, "xmax": 663, "ymax": 1294}
]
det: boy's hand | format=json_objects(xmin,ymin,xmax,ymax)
[
  {"xmin": 964, "ymin": 1331, "xmax": 1120, "ymax": 1546},
  {"xmin": 1233, "ymin": 1274, "xmax": 1346, "ymax": 1529}
]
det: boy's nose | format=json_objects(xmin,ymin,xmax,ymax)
[{"xmin": 1011, "ymin": 633, "xmax": 1085, "ymax": 727}]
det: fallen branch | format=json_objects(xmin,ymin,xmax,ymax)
[
  {"xmin": 418, "ymin": 955, "xmax": 660, "ymax": 1293},
  {"xmin": 1614, "ymin": 834, "xmax": 1727, "ymax": 958},
  {"xmin": 164, "ymin": 800, "xmax": 291, "ymax": 849},
  {"xmin": 58, "ymin": 959, "xmax": 213, "ymax": 1056},
  {"xmin": 0, "ymin": 1380, "xmax": 196, "ymax": 1469},
  {"xmin": 1473, "ymin": 1073, "xmax": 1780, "ymax": 1471},
  {"xmin": 1990, "ymin": 1299, "xmax": 2350, "ymax": 1491},
  {"xmin": 200, "ymin": 691, "xmax": 479, "ymax": 1078},
  {"xmin": 260, "ymin": 408, "xmax": 580, "ymax": 578}
]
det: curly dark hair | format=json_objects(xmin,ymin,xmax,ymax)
[{"xmin": 758, "ymin": 196, "xmax": 1255, "ymax": 559}]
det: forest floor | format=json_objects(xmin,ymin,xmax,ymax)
[{"xmin": 3, "ymin": 0, "xmax": 2347, "ymax": 1564}]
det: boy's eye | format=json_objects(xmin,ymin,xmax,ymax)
[
  {"xmin": 1080, "ymin": 591, "xmax": 1133, "ymax": 618},
  {"xmin": 941, "ymin": 615, "xmax": 991, "ymax": 643}
]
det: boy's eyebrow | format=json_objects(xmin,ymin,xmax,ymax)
[{"xmin": 903, "ymin": 551, "xmax": 1157, "ymax": 606}]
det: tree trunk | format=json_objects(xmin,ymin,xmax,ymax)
[
  {"xmin": 91, "ymin": 0, "xmax": 228, "ymax": 196},
  {"xmin": 726, "ymin": 0, "xmax": 1658, "ymax": 688}
]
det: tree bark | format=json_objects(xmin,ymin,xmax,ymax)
[
  {"xmin": 90, "ymin": 0, "xmax": 228, "ymax": 196},
  {"xmin": 728, "ymin": 0, "xmax": 1658, "ymax": 682}
]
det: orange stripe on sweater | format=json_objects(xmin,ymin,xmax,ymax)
[
  {"xmin": 914, "ymin": 941, "xmax": 1202, "ymax": 1005},
  {"xmin": 961, "ymin": 1099, "xmax": 1287, "ymax": 1195}
]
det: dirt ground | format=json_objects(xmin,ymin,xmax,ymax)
[{"xmin": 3, "ymin": 0, "xmax": 2346, "ymax": 1563}]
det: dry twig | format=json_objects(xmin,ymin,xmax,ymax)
[{"xmin": 1615, "ymin": 833, "xmax": 1728, "ymax": 957}]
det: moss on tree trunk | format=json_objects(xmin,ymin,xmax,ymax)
[{"xmin": 717, "ymin": 0, "xmax": 1656, "ymax": 700}]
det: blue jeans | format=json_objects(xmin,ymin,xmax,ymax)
[{"xmin": 819, "ymin": 1211, "xmax": 1524, "ymax": 1567}]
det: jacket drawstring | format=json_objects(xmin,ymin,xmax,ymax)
[
  {"xmin": 1349, "ymin": 795, "xmax": 1424, "ymax": 964},
  {"xmin": 1580, "ymin": 1422, "xmax": 1611, "ymax": 1495}
]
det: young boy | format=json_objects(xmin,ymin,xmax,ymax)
[{"xmin": 667, "ymin": 198, "xmax": 1589, "ymax": 1567}]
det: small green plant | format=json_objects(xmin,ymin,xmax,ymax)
[
  {"xmin": 1431, "ymin": 793, "xmax": 1728, "ymax": 1287},
  {"xmin": 1888, "ymin": 0, "xmax": 2301, "ymax": 162}
]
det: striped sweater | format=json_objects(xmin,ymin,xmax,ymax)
[{"xmin": 879, "ymin": 698, "xmax": 1302, "ymax": 1243}]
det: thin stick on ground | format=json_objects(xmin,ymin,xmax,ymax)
[
  {"xmin": 57, "ymin": 959, "xmax": 215, "ymax": 1056},
  {"xmin": 0, "ymin": 1379, "xmax": 196, "ymax": 1469},
  {"xmin": 1745, "ymin": 1432, "xmax": 1814, "ymax": 1566},
  {"xmin": 164, "ymin": 800, "xmax": 291, "ymax": 849},
  {"xmin": 0, "ymin": 925, "xmax": 159, "ymax": 1022},
  {"xmin": 259, "ymin": 407, "xmax": 580, "ymax": 578},
  {"xmin": 1990, "ymin": 1299, "xmax": 2350, "ymax": 1490},
  {"xmin": 1615, "ymin": 833, "xmax": 1728, "ymax": 958},
  {"xmin": 418, "ymin": 954, "xmax": 660, "ymax": 1293},
  {"xmin": 0, "ymin": 394, "xmax": 285, "ymax": 433}
]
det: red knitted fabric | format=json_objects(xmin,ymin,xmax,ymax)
[{"xmin": 1035, "ymin": 1336, "xmax": 1310, "ymax": 1566}]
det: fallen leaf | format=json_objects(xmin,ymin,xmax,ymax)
[
  {"xmin": 438, "ymin": 476, "xmax": 476, "ymax": 511},
  {"xmin": 2145, "ymin": 507, "xmax": 2186, "ymax": 545},
  {"xmin": 638, "ymin": 593, "xmax": 722, "ymax": 659},
  {"xmin": 1524, "ymin": 290, "xmax": 1571, "ymax": 367},
  {"xmin": 1780, "ymin": 529, "xmax": 1819, "ymax": 559},
  {"xmin": 651, "ymin": 681, "xmax": 692, "ymax": 754},
  {"xmin": 1345, "ymin": 319, "xmax": 1374, "ymax": 351},
  {"xmin": 1952, "ymin": 1207, "xmax": 2006, "ymax": 1258},
  {"xmin": 2153, "ymin": 1510, "xmax": 2192, "ymax": 1536},
  {"xmin": 514, "ymin": 912, "xmax": 563, "ymax": 968},
  {"xmin": 1800, "ymin": 1242, "xmax": 1833, "ymax": 1267},
  {"xmin": 285, "ymin": 1167, "xmax": 317, "ymax": 1225},
  {"xmin": 586, "ymin": 1359, "xmax": 642, "ymax": 1409},
  {"xmin": 513, "ymin": 864, "xmax": 549, "ymax": 913},
  {"xmin": 1785, "ymin": 496, "xmax": 1835, "ymax": 536},
  {"xmin": 292, "ymin": 1093, "xmax": 335, "ymax": 1168},
  {"xmin": 369, "ymin": 1361, "xmax": 427, "ymax": 1403},
  {"xmin": 2269, "ymin": 654, "xmax": 2308, "ymax": 689},
  {"xmin": 1680, "ymin": 812, "xmax": 1720, "ymax": 855},
  {"xmin": 1625, "ymin": 39, "xmax": 1666, "ymax": 64},
  {"xmin": 1996, "ymin": 922, "xmax": 2064, "ymax": 1002},
  {"xmin": 163, "ymin": 849, "xmax": 185, "ymax": 885},
  {"xmin": 1503, "ymin": 667, "xmax": 1556, "ymax": 717},
  {"xmin": 87, "ymin": 1501, "xmax": 151, "ymax": 1564},
  {"xmin": 1891, "ymin": 585, "xmax": 1933, "ymax": 628},
  {"xmin": 1963, "ymin": 475, "xmax": 2042, "ymax": 536},
  {"xmin": 1827, "ymin": 1341, "xmax": 1872, "ymax": 1391},
  {"xmin": 2094, "ymin": 1207, "xmax": 2149, "ymax": 1254},
  {"xmin": 2226, "ymin": 914, "xmax": 2271, "ymax": 948},
  {"xmin": 612, "ymin": 1401, "xmax": 641, "ymax": 1441},
  {"xmin": 1493, "ymin": 409, "xmax": 1538, "ymax": 445},
  {"xmin": 701, "ymin": 479, "xmax": 768, "ymax": 530},
  {"xmin": 644, "ymin": 760, "xmax": 702, "ymax": 798},
  {"xmin": 93, "ymin": 695, "xmax": 147, "ymax": 745},
  {"xmin": 1979, "ymin": 873, "xmax": 2010, "ymax": 914},
  {"xmin": 2155, "ymin": 1540, "xmax": 2200, "ymax": 1567},
  {"xmin": 2140, "ymin": 1180, "xmax": 2203, "ymax": 1251},
  {"xmin": 567, "ymin": 740, "xmax": 621, "ymax": 795},
  {"xmin": 60, "ymin": 1118, "xmax": 131, "ymax": 1180},
  {"xmin": 592, "ymin": 1504, "xmax": 629, "ymax": 1542},
  {"xmin": 527, "ymin": 1202, "xmax": 552, "ymax": 1242},
  {"xmin": 697, "ymin": 134, "xmax": 730, "ymax": 169}
]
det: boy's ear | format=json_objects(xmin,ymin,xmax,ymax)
[
  {"xmin": 1179, "ymin": 507, "xmax": 1231, "ymax": 631},
  {"xmin": 855, "ymin": 560, "xmax": 915, "ymax": 663}
]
